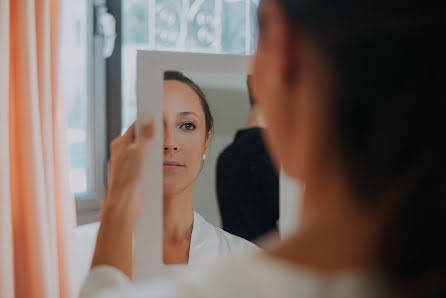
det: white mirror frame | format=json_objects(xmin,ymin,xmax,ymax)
[{"xmin": 135, "ymin": 50, "xmax": 300, "ymax": 282}]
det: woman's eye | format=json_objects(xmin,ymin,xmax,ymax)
[{"xmin": 180, "ymin": 123, "xmax": 196, "ymax": 131}]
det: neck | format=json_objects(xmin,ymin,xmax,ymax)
[
  {"xmin": 245, "ymin": 105, "xmax": 266, "ymax": 129},
  {"xmin": 271, "ymin": 173, "xmax": 383, "ymax": 273},
  {"xmin": 163, "ymin": 185, "xmax": 195, "ymax": 243}
]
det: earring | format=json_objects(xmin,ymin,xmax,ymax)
[{"xmin": 203, "ymin": 154, "xmax": 206, "ymax": 160}]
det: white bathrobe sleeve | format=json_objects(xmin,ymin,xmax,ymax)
[
  {"xmin": 79, "ymin": 258, "xmax": 387, "ymax": 298},
  {"xmin": 80, "ymin": 266, "xmax": 203, "ymax": 298},
  {"xmin": 80, "ymin": 266, "xmax": 136, "ymax": 298}
]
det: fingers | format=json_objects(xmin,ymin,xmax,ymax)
[
  {"xmin": 110, "ymin": 116, "xmax": 154, "ymax": 157},
  {"xmin": 121, "ymin": 123, "xmax": 136, "ymax": 143},
  {"xmin": 111, "ymin": 123, "xmax": 136, "ymax": 152},
  {"xmin": 111, "ymin": 114, "xmax": 153, "ymax": 143}
]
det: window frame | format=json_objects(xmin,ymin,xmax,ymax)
[
  {"xmin": 77, "ymin": 0, "xmax": 259, "ymax": 224},
  {"xmin": 75, "ymin": 0, "xmax": 113, "ymax": 225},
  {"xmin": 105, "ymin": 0, "xmax": 123, "ymax": 159}
]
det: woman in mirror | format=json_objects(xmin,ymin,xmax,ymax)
[
  {"xmin": 83, "ymin": 71, "xmax": 257, "ymax": 275},
  {"xmin": 160, "ymin": 71, "xmax": 258, "ymax": 264},
  {"xmin": 82, "ymin": 0, "xmax": 446, "ymax": 297}
]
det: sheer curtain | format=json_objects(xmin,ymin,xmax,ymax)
[{"xmin": 0, "ymin": 0, "xmax": 77, "ymax": 297}]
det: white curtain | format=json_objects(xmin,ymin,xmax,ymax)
[{"xmin": 0, "ymin": 0, "xmax": 14, "ymax": 297}]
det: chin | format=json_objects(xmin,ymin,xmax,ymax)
[
  {"xmin": 162, "ymin": 181, "xmax": 186, "ymax": 197},
  {"xmin": 163, "ymin": 183, "xmax": 178, "ymax": 195}
]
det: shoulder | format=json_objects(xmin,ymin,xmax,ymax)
[
  {"xmin": 81, "ymin": 258, "xmax": 388, "ymax": 298},
  {"xmin": 215, "ymin": 226, "xmax": 261, "ymax": 255},
  {"xmin": 190, "ymin": 213, "xmax": 260, "ymax": 261},
  {"xmin": 182, "ymin": 257, "xmax": 389, "ymax": 298},
  {"xmin": 176, "ymin": 257, "xmax": 323, "ymax": 298}
]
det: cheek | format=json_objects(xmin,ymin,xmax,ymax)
[
  {"xmin": 252, "ymin": 48, "xmax": 267, "ymax": 105},
  {"xmin": 271, "ymin": 98, "xmax": 307, "ymax": 180},
  {"xmin": 253, "ymin": 48, "xmax": 287, "ymax": 165},
  {"xmin": 262, "ymin": 102, "xmax": 292, "ymax": 169},
  {"xmin": 179, "ymin": 133, "xmax": 204, "ymax": 172},
  {"xmin": 253, "ymin": 48, "xmax": 305, "ymax": 179},
  {"xmin": 163, "ymin": 133, "xmax": 204, "ymax": 194},
  {"xmin": 253, "ymin": 45, "xmax": 279, "ymax": 124}
]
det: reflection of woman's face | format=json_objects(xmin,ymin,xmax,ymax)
[{"xmin": 162, "ymin": 80, "xmax": 209, "ymax": 196}]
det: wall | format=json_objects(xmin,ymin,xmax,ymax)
[{"xmin": 192, "ymin": 87, "xmax": 250, "ymax": 227}]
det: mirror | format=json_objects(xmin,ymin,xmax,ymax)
[
  {"xmin": 161, "ymin": 70, "xmax": 262, "ymax": 265},
  {"xmin": 135, "ymin": 51, "xmax": 287, "ymax": 282}
]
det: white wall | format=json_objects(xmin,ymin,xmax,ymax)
[{"xmin": 192, "ymin": 88, "xmax": 250, "ymax": 227}]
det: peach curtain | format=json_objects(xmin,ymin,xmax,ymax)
[
  {"xmin": 0, "ymin": 0, "xmax": 14, "ymax": 298},
  {"xmin": 0, "ymin": 0, "xmax": 77, "ymax": 298}
]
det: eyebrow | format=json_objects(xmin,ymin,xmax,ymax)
[{"xmin": 178, "ymin": 111, "xmax": 199, "ymax": 118}]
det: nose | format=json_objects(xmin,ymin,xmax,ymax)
[
  {"xmin": 164, "ymin": 145, "xmax": 179, "ymax": 152},
  {"xmin": 164, "ymin": 126, "xmax": 179, "ymax": 152}
]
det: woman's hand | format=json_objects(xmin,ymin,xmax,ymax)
[
  {"xmin": 105, "ymin": 117, "xmax": 154, "ymax": 225},
  {"xmin": 91, "ymin": 116, "xmax": 154, "ymax": 280}
]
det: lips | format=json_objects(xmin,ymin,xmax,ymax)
[{"xmin": 163, "ymin": 161, "xmax": 185, "ymax": 167}]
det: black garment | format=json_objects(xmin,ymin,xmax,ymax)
[{"xmin": 216, "ymin": 127, "xmax": 279, "ymax": 242}]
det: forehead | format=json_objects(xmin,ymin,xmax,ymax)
[{"xmin": 163, "ymin": 80, "xmax": 204, "ymax": 117}]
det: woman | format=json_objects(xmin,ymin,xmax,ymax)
[
  {"xmin": 159, "ymin": 71, "xmax": 258, "ymax": 264},
  {"xmin": 86, "ymin": 70, "xmax": 257, "ymax": 270},
  {"xmin": 82, "ymin": 0, "xmax": 446, "ymax": 297}
]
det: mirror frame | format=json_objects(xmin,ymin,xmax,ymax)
[{"xmin": 135, "ymin": 50, "xmax": 300, "ymax": 282}]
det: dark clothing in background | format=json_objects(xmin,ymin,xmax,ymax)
[{"xmin": 216, "ymin": 127, "xmax": 279, "ymax": 242}]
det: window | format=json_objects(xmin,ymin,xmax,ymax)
[
  {"xmin": 63, "ymin": 0, "xmax": 259, "ymax": 224},
  {"xmin": 62, "ymin": 0, "xmax": 108, "ymax": 224},
  {"xmin": 121, "ymin": 0, "xmax": 260, "ymax": 131},
  {"xmin": 62, "ymin": 0, "xmax": 90, "ymax": 195}
]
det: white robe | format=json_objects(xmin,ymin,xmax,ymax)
[
  {"xmin": 80, "ymin": 257, "xmax": 387, "ymax": 298},
  {"xmin": 188, "ymin": 212, "xmax": 260, "ymax": 263},
  {"xmin": 79, "ymin": 216, "xmax": 387, "ymax": 298},
  {"xmin": 75, "ymin": 212, "xmax": 259, "ymax": 289}
]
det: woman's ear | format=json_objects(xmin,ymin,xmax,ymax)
[{"xmin": 263, "ymin": 0, "xmax": 300, "ymax": 90}]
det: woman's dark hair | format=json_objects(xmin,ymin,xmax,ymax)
[
  {"xmin": 272, "ymin": 0, "xmax": 446, "ymax": 296},
  {"xmin": 164, "ymin": 70, "xmax": 214, "ymax": 135}
]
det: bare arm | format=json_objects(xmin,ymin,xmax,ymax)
[{"xmin": 91, "ymin": 117, "xmax": 154, "ymax": 280}]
